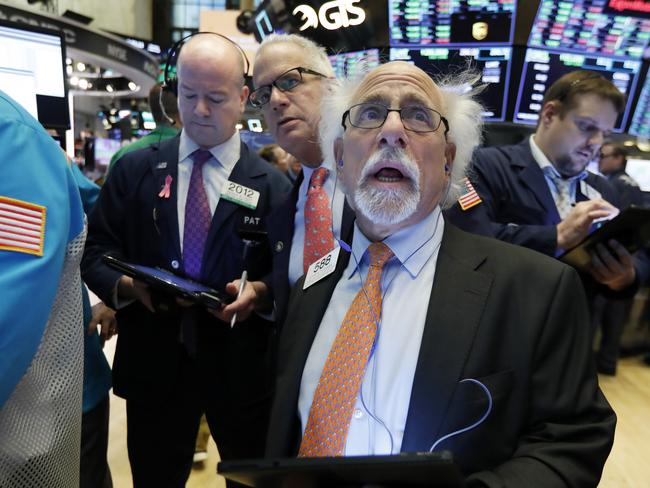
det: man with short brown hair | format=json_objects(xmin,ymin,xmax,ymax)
[{"xmin": 448, "ymin": 70, "xmax": 638, "ymax": 297}]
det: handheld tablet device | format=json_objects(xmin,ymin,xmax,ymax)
[
  {"xmin": 559, "ymin": 206, "xmax": 650, "ymax": 272},
  {"xmin": 102, "ymin": 254, "xmax": 233, "ymax": 309},
  {"xmin": 217, "ymin": 451, "xmax": 462, "ymax": 487}
]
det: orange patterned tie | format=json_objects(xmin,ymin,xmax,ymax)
[
  {"xmin": 304, "ymin": 167, "xmax": 334, "ymax": 274},
  {"xmin": 299, "ymin": 242, "xmax": 394, "ymax": 457}
]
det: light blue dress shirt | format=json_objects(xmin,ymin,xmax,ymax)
[
  {"xmin": 298, "ymin": 207, "xmax": 445, "ymax": 455},
  {"xmin": 529, "ymin": 135, "xmax": 589, "ymax": 205}
]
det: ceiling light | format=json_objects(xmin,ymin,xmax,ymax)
[
  {"xmin": 76, "ymin": 62, "xmax": 86, "ymax": 72},
  {"xmin": 106, "ymin": 84, "xmax": 114, "ymax": 93},
  {"xmin": 78, "ymin": 78, "xmax": 89, "ymax": 89},
  {"xmin": 69, "ymin": 76, "xmax": 79, "ymax": 86},
  {"xmin": 128, "ymin": 81, "xmax": 138, "ymax": 91}
]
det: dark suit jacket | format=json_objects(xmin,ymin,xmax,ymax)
[
  {"xmin": 82, "ymin": 135, "xmax": 291, "ymax": 405},
  {"xmin": 262, "ymin": 171, "xmax": 356, "ymax": 326},
  {"xmin": 266, "ymin": 223, "xmax": 615, "ymax": 487},
  {"xmin": 446, "ymin": 139, "xmax": 620, "ymax": 257}
]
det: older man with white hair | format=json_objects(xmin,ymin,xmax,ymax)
[{"xmin": 264, "ymin": 61, "xmax": 615, "ymax": 487}]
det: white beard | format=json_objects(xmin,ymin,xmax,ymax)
[{"xmin": 351, "ymin": 148, "xmax": 421, "ymax": 226}]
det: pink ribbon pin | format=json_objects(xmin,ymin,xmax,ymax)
[{"xmin": 158, "ymin": 175, "xmax": 172, "ymax": 199}]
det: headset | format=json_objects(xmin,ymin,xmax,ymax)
[{"xmin": 162, "ymin": 31, "xmax": 251, "ymax": 97}]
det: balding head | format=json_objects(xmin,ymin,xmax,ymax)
[
  {"xmin": 175, "ymin": 33, "xmax": 249, "ymax": 148},
  {"xmin": 178, "ymin": 34, "xmax": 246, "ymax": 88}
]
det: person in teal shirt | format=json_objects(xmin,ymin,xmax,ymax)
[
  {"xmin": 0, "ymin": 89, "xmax": 85, "ymax": 487},
  {"xmin": 108, "ymin": 83, "xmax": 181, "ymax": 172}
]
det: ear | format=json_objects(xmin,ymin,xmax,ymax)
[
  {"xmin": 334, "ymin": 137, "xmax": 344, "ymax": 173},
  {"xmin": 239, "ymin": 85, "xmax": 249, "ymax": 112},
  {"xmin": 539, "ymin": 101, "xmax": 558, "ymax": 128},
  {"xmin": 445, "ymin": 142, "xmax": 457, "ymax": 175}
]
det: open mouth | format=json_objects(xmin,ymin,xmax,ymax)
[
  {"xmin": 278, "ymin": 117, "xmax": 298, "ymax": 127},
  {"xmin": 373, "ymin": 166, "xmax": 405, "ymax": 183}
]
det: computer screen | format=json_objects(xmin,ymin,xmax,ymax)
[
  {"xmin": 328, "ymin": 49, "xmax": 382, "ymax": 79},
  {"xmin": 0, "ymin": 21, "xmax": 69, "ymax": 129},
  {"xmin": 389, "ymin": 0, "xmax": 517, "ymax": 47},
  {"xmin": 629, "ymin": 67, "xmax": 650, "ymax": 138},
  {"xmin": 94, "ymin": 138, "xmax": 122, "ymax": 168},
  {"xmin": 513, "ymin": 48, "xmax": 641, "ymax": 131},
  {"xmin": 390, "ymin": 46, "xmax": 512, "ymax": 122},
  {"xmin": 624, "ymin": 159, "xmax": 650, "ymax": 192},
  {"xmin": 528, "ymin": 0, "xmax": 650, "ymax": 59}
]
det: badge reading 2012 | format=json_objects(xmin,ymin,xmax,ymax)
[{"xmin": 221, "ymin": 181, "xmax": 260, "ymax": 210}]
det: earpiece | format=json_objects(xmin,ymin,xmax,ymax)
[
  {"xmin": 158, "ymin": 87, "xmax": 176, "ymax": 126},
  {"xmin": 444, "ymin": 164, "xmax": 450, "ymax": 174},
  {"xmin": 337, "ymin": 158, "xmax": 344, "ymax": 168}
]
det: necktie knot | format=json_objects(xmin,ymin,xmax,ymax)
[
  {"xmin": 191, "ymin": 149, "xmax": 213, "ymax": 166},
  {"xmin": 309, "ymin": 167, "xmax": 329, "ymax": 189},
  {"xmin": 368, "ymin": 242, "xmax": 393, "ymax": 269}
]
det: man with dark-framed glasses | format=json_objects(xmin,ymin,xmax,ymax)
[
  {"xmin": 264, "ymin": 61, "xmax": 615, "ymax": 487},
  {"xmin": 223, "ymin": 34, "xmax": 355, "ymax": 328}
]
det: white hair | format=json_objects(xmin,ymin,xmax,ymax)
[
  {"xmin": 255, "ymin": 34, "xmax": 335, "ymax": 78},
  {"xmin": 319, "ymin": 67, "xmax": 484, "ymax": 207}
]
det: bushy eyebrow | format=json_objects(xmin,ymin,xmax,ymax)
[{"xmin": 357, "ymin": 92, "xmax": 433, "ymax": 108}]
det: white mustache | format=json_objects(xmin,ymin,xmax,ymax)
[{"xmin": 359, "ymin": 147, "xmax": 420, "ymax": 184}]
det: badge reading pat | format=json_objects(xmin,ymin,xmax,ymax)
[
  {"xmin": 458, "ymin": 178, "xmax": 482, "ymax": 211},
  {"xmin": 0, "ymin": 196, "xmax": 46, "ymax": 256}
]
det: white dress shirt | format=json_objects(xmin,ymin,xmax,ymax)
[
  {"xmin": 298, "ymin": 207, "xmax": 445, "ymax": 455},
  {"xmin": 112, "ymin": 130, "xmax": 241, "ymax": 307},
  {"xmin": 288, "ymin": 159, "xmax": 345, "ymax": 285},
  {"xmin": 177, "ymin": 129, "xmax": 241, "ymax": 251}
]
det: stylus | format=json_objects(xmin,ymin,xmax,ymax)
[{"xmin": 230, "ymin": 270, "xmax": 247, "ymax": 328}]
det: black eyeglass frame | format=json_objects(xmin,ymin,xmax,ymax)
[
  {"xmin": 249, "ymin": 66, "xmax": 326, "ymax": 108},
  {"xmin": 341, "ymin": 103, "xmax": 450, "ymax": 135}
]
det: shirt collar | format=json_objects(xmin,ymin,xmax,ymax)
[
  {"xmin": 178, "ymin": 129, "xmax": 241, "ymax": 172},
  {"xmin": 348, "ymin": 207, "xmax": 445, "ymax": 280},
  {"xmin": 301, "ymin": 158, "xmax": 334, "ymax": 194},
  {"xmin": 529, "ymin": 135, "xmax": 587, "ymax": 183}
]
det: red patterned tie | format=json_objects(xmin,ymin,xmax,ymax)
[
  {"xmin": 183, "ymin": 149, "xmax": 213, "ymax": 280},
  {"xmin": 304, "ymin": 167, "xmax": 334, "ymax": 274},
  {"xmin": 299, "ymin": 242, "xmax": 394, "ymax": 457}
]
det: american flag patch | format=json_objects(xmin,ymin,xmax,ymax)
[
  {"xmin": 0, "ymin": 196, "xmax": 46, "ymax": 256},
  {"xmin": 458, "ymin": 178, "xmax": 482, "ymax": 211}
]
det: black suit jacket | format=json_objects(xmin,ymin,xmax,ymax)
[
  {"xmin": 266, "ymin": 223, "xmax": 615, "ymax": 487},
  {"xmin": 446, "ymin": 139, "xmax": 620, "ymax": 256},
  {"xmin": 262, "ymin": 170, "xmax": 356, "ymax": 325},
  {"xmin": 82, "ymin": 135, "xmax": 291, "ymax": 403}
]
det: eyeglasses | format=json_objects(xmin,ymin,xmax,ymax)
[
  {"xmin": 342, "ymin": 102, "xmax": 449, "ymax": 134},
  {"xmin": 249, "ymin": 67, "xmax": 326, "ymax": 108}
]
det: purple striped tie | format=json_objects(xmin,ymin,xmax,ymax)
[{"xmin": 183, "ymin": 149, "xmax": 213, "ymax": 280}]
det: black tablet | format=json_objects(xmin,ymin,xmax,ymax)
[
  {"xmin": 559, "ymin": 206, "xmax": 650, "ymax": 272},
  {"xmin": 217, "ymin": 451, "xmax": 463, "ymax": 488},
  {"xmin": 102, "ymin": 254, "xmax": 232, "ymax": 309}
]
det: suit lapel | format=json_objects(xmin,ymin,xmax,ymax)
[
  {"xmin": 151, "ymin": 137, "xmax": 181, "ymax": 259},
  {"xmin": 511, "ymin": 141, "xmax": 561, "ymax": 225},
  {"xmin": 401, "ymin": 224, "xmax": 493, "ymax": 453}
]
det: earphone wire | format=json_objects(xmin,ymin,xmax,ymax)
[
  {"xmin": 329, "ymin": 160, "xmax": 453, "ymax": 453},
  {"xmin": 428, "ymin": 378, "xmax": 493, "ymax": 452}
]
